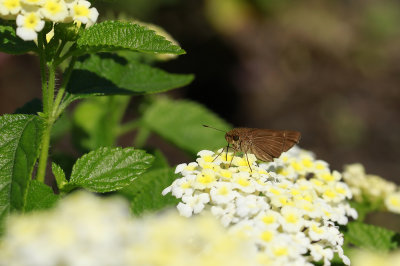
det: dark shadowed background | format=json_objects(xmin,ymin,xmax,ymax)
[{"xmin": 1, "ymin": 0, "xmax": 399, "ymax": 186}]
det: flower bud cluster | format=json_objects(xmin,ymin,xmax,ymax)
[
  {"xmin": 163, "ymin": 147, "xmax": 357, "ymax": 265},
  {"xmin": 0, "ymin": 0, "xmax": 98, "ymax": 40},
  {"xmin": 343, "ymin": 163, "xmax": 400, "ymax": 214}
]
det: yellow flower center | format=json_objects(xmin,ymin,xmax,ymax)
[
  {"xmin": 219, "ymin": 169, "xmax": 232, "ymax": 179},
  {"xmin": 180, "ymin": 182, "xmax": 191, "ymax": 189},
  {"xmin": 273, "ymin": 247, "xmax": 289, "ymax": 256},
  {"xmin": 324, "ymin": 189, "xmax": 337, "ymax": 199},
  {"xmin": 291, "ymin": 161, "xmax": 303, "ymax": 171},
  {"xmin": 277, "ymin": 168, "xmax": 288, "ymax": 176},
  {"xmin": 285, "ymin": 214, "xmax": 298, "ymax": 224},
  {"xmin": 311, "ymin": 179, "xmax": 323, "ymax": 187},
  {"xmin": 237, "ymin": 177, "xmax": 250, "ymax": 187},
  {"xmin": 24, "ymin": 13, "xmax": 39, "ymax": 29},
  {"xmin": 4, "ymin": 0, "xmax": 20, "ymax": 9},
  {"xmin": 262, "ymin": 215, "xmax": 275, "ymax": 225},
  {"xmin": 197, "ymin": 173, "xmax": 215, "ymax": 184},
  {"xmin": 321, "ymin": 173, "xmax": 334, "ymax": 182},
  {"xmin": 74, "ymin": 4, "xmax": 89, "ymax": 17},
  {"xmin": 311, "ymin": 224, "xmax": 324, "ymax": 234},
  {"xmin": 302, "ymin": 158, "xmax": 313, "ymax": 168},
  {"xmin": 217, "ymin": 186, "xmax": 229, "ymax": 196},
  {"xmin": 202, "ymin": 155, "xmax": 214, "ymax": 162},
  {"xmin": 315, "ymin": 162, "xmax": 327, "ymax": 170},
  {"xmin": 335, "ymin": 186, "xmax": 346, "ymax": 195},
  {"xmin": 45, "ymin": 2, "xmax": 61, "ymax": 14},
  {"xmin": 185, "ymin": 165, "xmax": 197, "ymax": 171},
  {"xmin": 237, "ymin": 158, "xmax": 248, "ymax": 166},
  {"xmin": 270, "ymin": 188, "xmax": 281, "ymax": 195},
  {"xmin": 260, "ymin": 231, "xmax": 274, "ymax": 242},
  {"xmin": 279, "ymin": 197, "xmax": 293, "ymax": 206},
  {"xmin": 389, "ymin": 197, "xmax": 400, "ymax": 207},
  {"xmin": 290, "ymin": 189, "xmax": 300, "ymax": 196}
]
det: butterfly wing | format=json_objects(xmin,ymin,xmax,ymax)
[{"xmin": 248, "ymin": 129, "xmax": 301, "ymax": 162}]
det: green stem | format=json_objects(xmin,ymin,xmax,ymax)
[
  {"xmin": 36, "ymin": 122, "xmax": 53, "ymax": 183},
  {"xmin": 37, "ymin": 33, "xmax": 48, "ymax": 114},
  {"xmin": 52, "ymin": 56, "xmax": 76, "ymax": 117},
  {"xmin": 47, "ymin": 64, "xmax": 56, "ymax": 114},
  {"xmin": 36, "ymin": 39, "xmax": 76, "ymax": 183},
  {"xmin": 36, "ymin": 62, "xmax": 57, "ymax": 183},
  {"xmin": 133, "ymin": 127, "xmax": 150, "ymax": 148}
]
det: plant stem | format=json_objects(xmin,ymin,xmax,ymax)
[
  {"xmin": 53, "ymin": 56, "xmax": 76, "ymax": 117},
  {"xmin": 37, "ymin": 33, "xmax": 48, "ymax": 114},
  {"xmin": 133, "ymin": 127, "xmax": 150, "ymax": 148},
  {"xmin": 47, "ymin": 64, "xmax": 56, "ymax": 113},
  {"xmin": 36, "ymin": 63, "xmax": 57, "ymax": 183},
  {"xmin": 36, "ymin": 122, "xmax": 53, "ymax": 183}
]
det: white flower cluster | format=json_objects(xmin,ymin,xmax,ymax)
[
  {"xmin": 0, "ymin": 192, "xmax": 260, "ymax": 266},
  {"xmin": 0, "ymin": 0, "xmax": 98, "ymax": 41},
  {"xmin": 343, "ymin": 163, "xmax": 400, "ymax": 214},
  {"xmin": 163, "ymin": 146, "xmax": 357, "ymax": 266}
]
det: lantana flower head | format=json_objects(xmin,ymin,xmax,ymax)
[
  {"xmin": 0, "ymin": 0, "xmax": 99, "ymax": 40},
  {"xmin": 163, "ymin": 146, "xmax": 357, "ymax": 265},
  {"xmin": 342, "ymin": 163, "xmax": 400, "ymax": 214},
  {"xmin": 0, "ymin": 192, "xmax": 260, "ymax": 266}
]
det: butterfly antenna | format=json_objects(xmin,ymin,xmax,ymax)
[{"xmin": 202, "ymin": 125, "xmax": 227, "ymax": 133}]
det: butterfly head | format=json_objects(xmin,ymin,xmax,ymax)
[{"xmin": 225, "ymin": 130, "xmax": 241, "ymax": 149}]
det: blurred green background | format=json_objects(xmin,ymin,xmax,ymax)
[{"xmin": 0, "ymin": 0, "xmax": 399, "ymax": 186}]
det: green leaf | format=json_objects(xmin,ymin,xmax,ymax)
[
  {"xmin": 67, "ymin": 53, "xmax": 194, "ymax": 95},
  {"xmin": 120, "ymin": 167, "xmax": 179, "ymax": 216},
  {"xmin": 75, "ymin": 21, "xmax": 185, "ymax": 55},
  {"xmin": 0, "ymin": 115, "xmax": 43, "ymax": 229},
  {"xmin": 51, "ymin": 163, "xmax": 67, "ymax": 188},
  {"xmin": 24, "ymin": 180, "xmax": 59, "ymax": 212},
  {"xmin": 143, "ymin": 98, "xmax": 231, "ymax": 154},
  {"xmin": 72, "ymin": 96, "xmax": 130, "ymax": 151},
  {"xmin": 69, "ymin": 147, "xmax": 154, "ymax": 193},
  {"xmin": 345, "ymin": 221, "xmax": 398, "ymax": 251},
  {"xmin": 0, "ymin": 20, "xmax": 37, "ymax": 54}
]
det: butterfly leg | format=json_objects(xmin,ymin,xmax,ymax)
[
  {"xmin": 228, "ymin": 148, "xmax": 237, "ymax": 168},
  {"xmin": 245, "ymin": 152, "xmax": 252, "ymax": 172},
  {"xmin": 212, "ymin": 144, "xmax": 230, "ymax": 162},
  {"xmin": 212, "ymin": 148, "xmax": 224, "ymax": 162}
]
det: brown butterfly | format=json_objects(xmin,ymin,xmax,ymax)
[{"xmin": 204, "ymin": 125, "xmax": 301, "ymax": 170}]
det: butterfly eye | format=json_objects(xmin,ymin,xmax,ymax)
[{"xmin": 233, "ymin": 135, "xmax": 239, "ymax": 141}]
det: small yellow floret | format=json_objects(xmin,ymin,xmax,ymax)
[
  {"xmin": 217, "ymin": 186, "xmax": 229, "ymax": 196},
  {"xmin": 24, "ymin": 13, "xmax": 39, "ymax": 29},
  {"xmin": 273, "ymin": 247, "xmax": 289, "ymax": 257},
  {"xmin": 311, "ymin": 224, "xmax": 324, "ymax": 234},
  {"xmin": 197, "ymin": 173, "xmax": 215, "ymax": 184},
  {"xmin": 219, "ymin": 169, "xmax": 232, "ymax": 179},
  {"xmin": 285, "ymin": 214, "xmax": 298, "ymax": 224},
  {"xmin": 324, "ymin": 189, "xmax": 337, "ymax": 199},
  {"xmin": 44, "ymin": 2, "xmax": 61, "ymax": 15},
  {"xmin": 260, "ymin": 231, "xmax": 274, "ymax": 242},
  {"xmin": 237, "ymin": 177, "xmax": 250, "ymax": 187},
  {"xmin": 262, "ymin": 215, "xmax": 275, "ymax": 225},
  {"xmin": 4, "ymin": 0, "xmax": 20, "ymax": 9},
  {"xmin": 74, "ymin": 4, "xmax": 89, "ymax": 17}
]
